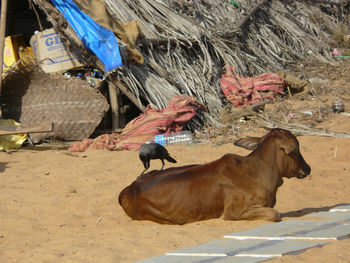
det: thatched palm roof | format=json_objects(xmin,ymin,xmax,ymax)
[{"xmin": 32, "ymin": 0, "xmax": 350, "ymax": 127}]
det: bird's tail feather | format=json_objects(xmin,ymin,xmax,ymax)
[{"xmin": 166, "ymin": 156, "xmax": 177, "ymax": 163}]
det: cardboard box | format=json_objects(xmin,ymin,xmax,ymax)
[
  {"xmin": 2, "ymin": 34, "xmax": 26, "ymax": 73},
  {"xmin": 30, "ymin": 28, "xmax": 83, "ymax": 73}
]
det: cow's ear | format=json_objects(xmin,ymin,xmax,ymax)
[
  {"xmin": 234, "ymin": 137, "xmax": 260, "ymax": 150},
  {"xmin": 280, "ymin": 139, "xmax": 297, "ymax": 154}
]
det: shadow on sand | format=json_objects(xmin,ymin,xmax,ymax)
[
  {"xmin": 0, "ymin": 161, "xmax": 9, "ymax": 173},
  {"xmin": 280, "ymin": 203, "xmax": 350, "ymax": 218}
]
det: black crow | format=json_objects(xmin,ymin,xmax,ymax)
[{"xmin": 139, "ymin": 143, "xmax": 177, "ymax": 176}]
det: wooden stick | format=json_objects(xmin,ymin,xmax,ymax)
[
  {"xmin": 218, "ymin": 0, "xmax": 268, "ymax": 39},
  {"xmin": 308, "ymin": 0, "xmax": 350, "ymax": 6},
  {"xmin": 256, "ymin": 115, "xmax": 350, "ymax": 138},
  {"xmin": 29, "ymin": 0, "xmax": 43, "ymax": 31},
  {"xmin": 0, "ymin": 122, "xmax": 53, "ymax": 136},
  {"xmin": 108, "ymin": 82, "xmax": 120, "ymax": 130},
  {"xmin": 0, "ymin": 0, "xmax": 8, "ymax": 99},
  {"xmin": 236, "ymin": 0, "xmax": 268, "ymax": 30},
  {"xmin": 117, "ymin": 88, "xmax": 126, "ymax": 127},
  {"xmin": 110, "ymin": 80, "xmax": 146, "ymax": 113}
]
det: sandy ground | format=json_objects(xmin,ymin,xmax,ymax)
[{"xmin": 1, "ymin": 112, "xmax": 350, "ymax": 263}]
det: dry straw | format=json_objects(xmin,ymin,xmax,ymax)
[{"xmin": 33, "ymin": 0, "xmax": 348, "ymax": 127}]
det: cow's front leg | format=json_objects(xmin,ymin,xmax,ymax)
[
  {"xmin": 241, "ymin": 207, "xmax": 280, "ymax": 222},
  {"xmin": 224, "ymin": 207, "xmax": 280, "ymax": 222},
  {"xmin": 270, "ymin": 196, "xmax": 276, "ymax": 208}
]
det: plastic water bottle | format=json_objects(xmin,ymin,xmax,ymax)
[
  {"xmin": 332, "ymin": 99, "xmax": 344, "ymax": 113},
  {"xmin": 154, "ymin": 131, "xmax": 193, "ymax": 146}
]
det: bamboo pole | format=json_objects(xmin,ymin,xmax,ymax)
[{"xmin": 0, "ymin": 0, "xmax": 8, "ymax": 100}]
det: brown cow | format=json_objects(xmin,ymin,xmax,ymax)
[{"xmin": 118, "ymin": 128, "xmax": 311, "ymax": 225}]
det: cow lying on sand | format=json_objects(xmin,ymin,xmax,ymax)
[{"xmin": 118, "ymin": 128, "xmax": 311, "ymax": 225}]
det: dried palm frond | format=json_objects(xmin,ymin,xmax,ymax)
[{"xmin": 32, "ymin": 0, "xmax": 350, "ymax": 128}]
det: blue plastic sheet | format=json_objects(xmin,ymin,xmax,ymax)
[{"xmin": 51, "ymin": 0, "xmax": 123, "ymax": 72}]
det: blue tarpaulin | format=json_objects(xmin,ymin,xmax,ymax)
[{"xmin": 51, "ymin": 0, "xmax": 123, "ymax": 72}]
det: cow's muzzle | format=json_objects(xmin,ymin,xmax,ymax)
[{"xmin": 297, "ymin": 163, "xmax": 311, "ymax": 179}]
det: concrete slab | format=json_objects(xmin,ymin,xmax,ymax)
[
  {"xmin": 306, "ymin": 211, "xmax": 350, "ymax": 222},
  {"xmin": 329, "ymin": 204, "xmax": 350, "ymax": 212},
  {"xmin": 166, "ymin": 239, "xmax": 328, "ymax": 257},
  {"xmin": 136, "ymin": 255, "xmax": 274, "ymax": 263},
  {"xmin": 136, "ymin": 210, "xmax": 350, "ymax": 263},
  {"xmin": 224, "ymin": 220, "xmax": 350, "ymax": 240}
]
